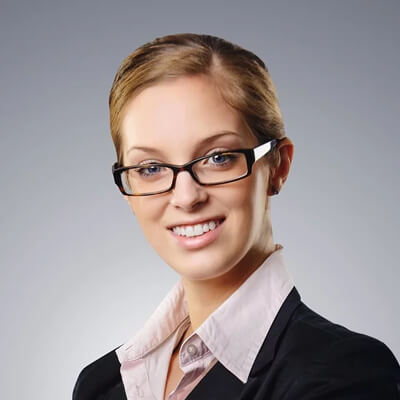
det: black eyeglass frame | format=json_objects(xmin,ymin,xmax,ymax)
[{"xmin": 112, "ymin": 137, "xmax": 284, "ymax": 196}]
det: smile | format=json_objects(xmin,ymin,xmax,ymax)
[
  {"xmin": 172, "ymin": 219, "xmax": 223, "ymax": 238},
  {"xmin": 168, "ymin": 217, "xmax": 225, "ymax": 249}
]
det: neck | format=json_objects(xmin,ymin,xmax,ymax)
[{"xmin": 182, "ymin": 242, "xmax": 277, "ymax": 331}]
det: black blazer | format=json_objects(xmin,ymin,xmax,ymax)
[{"xmin": 73, "ymin": 288, "xmax": 400, "ymax": 399}]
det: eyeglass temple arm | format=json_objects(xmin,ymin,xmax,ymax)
[{"xmin": 254, "ymin": 139, "xmax": 280, "ymax": 161}]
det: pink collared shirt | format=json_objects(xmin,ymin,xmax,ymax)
[{"xmin": 116, "ymin": 245, "xmax": 294, "ymax": 400}]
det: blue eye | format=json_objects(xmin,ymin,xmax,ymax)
[
  {"xmin": 206, "ymin": 152, "xmax": 238, "ymax": 167},
  {"xmin": 137, "ymin": 164, "xmax": 163, "ymax": 177},
  {"xmin": 211, "ymin": 154, "xmax": 228, "ymax": 164}
]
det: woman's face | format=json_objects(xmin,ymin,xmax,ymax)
[{"xmin": 120, "ymin": 75, "xmax": 275, "ymax": 282}]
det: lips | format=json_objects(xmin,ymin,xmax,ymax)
[
  {"xmin": 168, "ymin": 217, "xmax": 225, "ymax": 250},
  {"xmin": 172, "ymin": 219, "xmax": 224, "ymax": 237}
]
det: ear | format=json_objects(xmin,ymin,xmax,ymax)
[{"xmin": 267, "ymin": 137, "xmax": 294, "ymax": 196}]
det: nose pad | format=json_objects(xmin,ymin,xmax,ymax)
[{"xmin": 170, "ymin": 171, "xmax": 208, "ymax": 210}]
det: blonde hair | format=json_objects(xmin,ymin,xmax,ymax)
[{"xmin": 109, "ymin": 33, "xmax": 285, "ymax": 165}]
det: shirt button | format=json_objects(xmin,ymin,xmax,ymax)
[{"xmin": 187, "ymin": 344, "xmax": 198, "ymax": 357}]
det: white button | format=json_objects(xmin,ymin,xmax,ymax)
[{"xmin": 187, "ymin": 344, "xmax": 198, "ymax": 357}]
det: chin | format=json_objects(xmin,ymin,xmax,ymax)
[
  {"xmin": 167, "ymin": 251, "xmax": 240, "ymax": 281},
  {"xmin": 149, "ymin": 224, "xmax": 249, "ymax": 281},
  {"xmin": 176, "ymin": 265, "xmax": 230, "ymax": 281}
]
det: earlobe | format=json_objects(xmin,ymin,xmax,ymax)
[
  {"xmin": 267, "ymin": 179, "xmax": 281, "ymax": 196},
  {"xmin": 269, "ymin": 186, "xmax": 280, "ymax": 196}
]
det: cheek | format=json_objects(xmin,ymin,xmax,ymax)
[
  {"xmin": 228, "ymin": 173, "xmax": 267, "ymax": 212},
  {"xmin": 213, "ymin": 178, "xmax": 263, "ymax": 240},
  {"xmin": 127, "ymin": 198, "xmax": 163, "ymax": 234}
]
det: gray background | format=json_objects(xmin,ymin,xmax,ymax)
[{"xmin": 0, "ymin": 1, "xmax": 399, "ymax": 398}]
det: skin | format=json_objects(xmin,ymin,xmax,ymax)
[{"xmin": 119, "ymin": 74, "xmax": 293, "ymax": 397}]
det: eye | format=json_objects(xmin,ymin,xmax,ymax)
[
  {"xmin": 204, "ymin": 150, "xmax": 238, "ymax": 167},
  {"xmin": 210, "ymin": 153, "xmax": 229, "ymax": 164},
  {"xmin": 132, "ymin": 161, "xmax": 166, "ymax": 178},
  {"xmin": 138, "ymin": 165, "xmax": 162, "ymax": 176}
]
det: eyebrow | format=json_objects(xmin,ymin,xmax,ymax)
[{"xmin": 126, "ymin": 130, "xmax": 243, "ymax": 156}]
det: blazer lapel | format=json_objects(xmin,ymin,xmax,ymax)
[
  {"xmin": 186, "ymin": 287, "xmax": 302, "ymax": 400},
  {"xmin": 186, "ymin": 361, "xmax": 244, "ymax": 400},
  {"xmin": 249, "ymin": 287, "xmax": 301, "ymax": 377},
  {"xmin": 73, "ymin": 345, "xmax": 129, "ymax": 400}
]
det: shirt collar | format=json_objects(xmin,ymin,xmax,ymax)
[
  {"xmin": 196, "ymin": 245, "xmax": 294, "ymax": 382},
  {"xmin": 116, "ymin": 245, "xmax": 294, "ymax": 383},
  {"xmin": 117, "ymin": 279, "xmax": 189, "ymax": 361}
]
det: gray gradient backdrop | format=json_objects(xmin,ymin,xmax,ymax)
[{"xmin": 1, "ymin": 1, "xmax": 399, "ymax": 399}]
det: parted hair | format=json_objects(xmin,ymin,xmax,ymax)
[{"xmin": 109, "ymin": 33, "xmax": 285, "ymax": 166}]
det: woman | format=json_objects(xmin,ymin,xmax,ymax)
[{"xmin": 73, "ymin": 33, "xmax": 400, "ymax": 399}]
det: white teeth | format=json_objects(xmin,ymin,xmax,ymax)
[
  {"xmin": 172, "ymin": 219, "xmax": 221, "ymax": 237},
  {"xmin": 186, "ymin": 226, "xmax": 194, "ymax": 237},
  {"xmin": 194, "ymin": 225, "xmax": 203, "ymax": 235}
]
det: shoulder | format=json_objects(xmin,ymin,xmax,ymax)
[
  {"xmin": 275, "ymin": 302, "xmax": 400, "ymax": 399},
  {"xmin": 282, "ymin": 302, "xmax": 393, "ymax": 354},
  {"xmin": 72, "ymin": 346, "xmax": 125, "ymax": 400}
]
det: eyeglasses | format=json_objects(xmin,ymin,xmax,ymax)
[{"xmin": 112, "ymin": 138, "xmax": 283, "ymax": 196}]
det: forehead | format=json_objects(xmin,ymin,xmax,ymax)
[{"xmin": 120, "ymin": 75, "xmax": 255, "ymax": 163}]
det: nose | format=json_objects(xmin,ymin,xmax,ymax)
[{"xmin": 169, "ymin": 171, "xmax": 208, "ymax": 211}]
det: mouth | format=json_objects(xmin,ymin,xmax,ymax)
[{"xmin": 168, "ymin": 217, "xmax": 225, "ymax": 238}]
